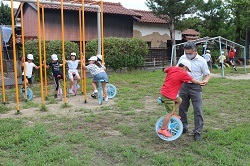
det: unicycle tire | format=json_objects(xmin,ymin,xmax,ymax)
[
  {"xmin": 107, "ymin": 84, "xmax": 117, "ymax": 99},
  {"xmin": 27, "ymin": 88, "xmax": 33, "ymax": 101},
  {"xmin": 58, "ymin": 88, "xmax": 63, "ymax": 101},
  {"xmin": 97, "ymin": 88, "xmax": 103, "ymax": 105},
  {"xmin": 155, "ymin": 116, "xmax": 183, "ymax": 141},
  {"xmin": 72, "ymin": 84, "xmax": 77, "ymax": 96}
]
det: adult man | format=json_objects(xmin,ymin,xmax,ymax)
[{"xmin": 177, "ymin": 41, "xmax": 210, "ymax": 141}]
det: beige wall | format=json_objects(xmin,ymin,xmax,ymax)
[{"xmin": 133, "ymin": 21, "xmax": 182, "ymax": 48}]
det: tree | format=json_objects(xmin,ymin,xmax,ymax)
[
  {"xmin": 0, "ymin": 1, "xmax": 11, "ymax": 25},
  {"xmin": 226, "ymin": 0, "xmax": 250, "ymax": 59},
  {"xmin": 145, "ymin": 0, "xmax": 203, "ymax": 64},
  {"xmin": 196, "ymin": 0, "xmax": 235, "ymax": 40}
]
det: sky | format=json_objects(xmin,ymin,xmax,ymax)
[{"xmin": 2, "ymin": 0, "xmax": 149, "ymax": 10}]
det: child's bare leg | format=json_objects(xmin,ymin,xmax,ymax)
[
  {"xmin": 161, "ymin": 112, "xmax": 173, "ymax": 129},
  {"xmin": 70, "ymin": 78, "xmax": 74, "ymax": 89},
  {"xmin": 91, "ymin": 80, "xmax": 97, "ymax": 91},
  {"xmin": 76, "ymin": 75, "xmax": 81, "ymax": 84},
  {"xmin": 102, "ymin": 82, "xmax": 107, "ymax": 98}
]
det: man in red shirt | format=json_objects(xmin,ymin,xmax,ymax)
[
  {"xmin": 229, "ymin": 47, "xmax": 237, "ymax": 71},
  {"xmin": 158, "ymin": 59, "xmax": 205, "ymax": 137}
]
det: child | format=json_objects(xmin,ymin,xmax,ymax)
[
  {"xmin": 158, "ymin": 59, "xmax": 204, "ymax": 137},
  {"xmin": 229, "ymin": 47, "xmax": 237, "ymax": 71},
  {"xmin": 90, "ymin": 54, "xmax": 106, "ymax": 98},
  {"xmin": 217, "ymin": 51, "xmax": 226, "ymax": 69},
  {"xmin": 203, "ymin": 50, "xmax": 212, "ymax": 71},
  {"xmin": 82, "ymin": 56, "xmax": 109, "ymax": 102},
  {"xmin": 45, "ymin": 54, "xmax": 64, "ymax": 98},
  {"xmin": 21, "ymin": 54, "xmax": 39, "ymax": 92},
  {"xmin": 65, "ymin": 52, "xmax": 81, "ymax": 93}
]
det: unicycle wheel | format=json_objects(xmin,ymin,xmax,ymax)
[
  {"xmin": 107, "ymin": 84, "xmax": 117, "ymax": 99},
  {"xmin": 155, "ymin": 116, "xmax": 183, "ymax": 141}
]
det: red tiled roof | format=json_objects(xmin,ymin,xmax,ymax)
[
  {"xmin": 37, "ymin": 0, "xmax": 141, "ymax": 17},
  {"xmin": 182, "ymin": 29, "xmax": 200, "ymax": 35},
  {"xmin": 132, "ymin": 9, "xmax": 168, "ymax": 24}
]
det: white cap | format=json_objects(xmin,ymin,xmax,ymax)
[
  {"xmin": 206, "ymin": 50, "xmax": 211, "ymax": 53},
  {"xmin": 88, "ymin": 56, "xmax": 97, "ymax": 61},
  {"xmin": 180, "ymin": 59, "xmax": 192, "ymax": 72},
  {"xmin": 71, "ymin": 52, "xmax": 76, "ymax": 56},
  {"xmin": 27, "ymin": 54, "xmax": 34, "ymax": 60},
  {"xmin": 221, "ymin": 51, "xmax": 224, "ymax": 54},
  {"xmin": 51, "ymin": 54, "xmax": 58, "ymax": 60},
  {"xmin": 96, "ymin": 54, "xmax": 102, "ymax": 60}
]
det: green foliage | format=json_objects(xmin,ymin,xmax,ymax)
[
  {"xmin": 0, "ymin": 2, "xmax": 11, "ymax": 25},
  {"xmin": 23, "ymin": 40, "xmax": 79, "ymax": 64},
  {"xmin": 86, "ymin": 37, "xmax": 148, "ymax": 71}
]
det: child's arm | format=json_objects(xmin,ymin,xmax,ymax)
[{"xmin": 190, "ymin": 78, "xmax": 202, "ymax": 85}]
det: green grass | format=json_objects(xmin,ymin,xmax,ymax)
[{"xmin": 0, "ymin": 69, "xmax": 250, "ymax": 165}]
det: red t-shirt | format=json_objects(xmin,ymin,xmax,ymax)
[
  {"xmin": 229, "ymin": 49, "xmax": 235, "ymax": 58},
  {"xmin": 160, "ymin": 66, "xmax": 193, "ymax": 100}
]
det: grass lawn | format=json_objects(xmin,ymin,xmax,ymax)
[{"xmin": 0, "ymin": 68, "xmax": 250, "ymax": 165}]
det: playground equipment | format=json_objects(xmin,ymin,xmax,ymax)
[
  {"xmin": 170, "ymin": 36, "xmax": 246, "ymax": 77},
  {"xmin": 1, "ymin": 0, "xmax": 106, "ymax": 113}
]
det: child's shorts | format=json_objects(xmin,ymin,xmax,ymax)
[
  {"xmin": 93, "ymin": 72, "xmax": 108, "ymax": 83},
  {"xmin": 22, "ymin": 75, "xmax": 32, "ymax": 84},
  {"xmin": 68, "ymin": 70, "xmax": 80, "ymax": 79},
  {"xmin": 161, "ymin": 95, "xmax": 181, "ymax": 112}
]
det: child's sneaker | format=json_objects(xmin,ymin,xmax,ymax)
[
  {"xmin": 94, "ymin": 90, "xmax": 98, "ymax": 94},
  {"xmin": 158, "ymin": 129, "xmax": 172, "ymax": 137},
  {"xmin": 76, "ymin": 84, "xmax": 80, "ymax": 89},
  {"xmin": 54, "ymin": 94, "xmax": 58, "ymax": 98},
  {"xmin": 91, "ymin": 92, "xmax": 96, "ymax": 98},
  {"xmin": 104, "ymin": 97, "xmax": 108, "ymax": 102}
]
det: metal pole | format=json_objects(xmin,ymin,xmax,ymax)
[
  {"xmin": 60, "ymin": 0, "xmax": 67, "ymax": 104},
  {"xmin": 42, "ymin": 5, "xmax": 48, "ymax": 98},
  {"xmin": 0, "ymin": 26, "xmax": 6, "ymax": 104},
  {"xmin": 21, "ymin": 3, "xmax": 28, "ymax": 100},
  {"xmin": 244, "ymin": 46, "xmax": 247, "ymax": 74},
  {"xmin": 100, "ymin": 0, "xmax": 104, "ymax": 62},
  {"xmin": 37, "ymin": 0, "xmax": 45, "ymax": 105},
  {"xmin": 219, "ymin": 36, "xmax": 225, "ymax": 77},
  {"xmin": 10, "ymin": 0, "xmax": 21, "ymax": 113},
  {"xmin": 97, "ymin": 6, "xmax": 101, "ymax": 55},
  {"xmin": 170, "ymin": 45, "xmax": 175, "ymax": 66},
  {"xmin": 81, "ymin": 0, "xmax": 87, "ymax": 103},
  {"xmin": 4, "ymin": 0, "xmax": 100, "ymax": 8}
]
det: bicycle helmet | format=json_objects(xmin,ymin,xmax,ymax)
[
  {"xmin": 27, "ymin": 54, "xmax": 34, "ymax": 60},
  {"xmin": 71, "ymin": 52, "xmax": 76, "ymax": 56},
  {"xmin": 88, "ymin": 56, "xmax": 97, "ymax": 61},
  {"xmin": 179, "ymin": 59, "xmax": 192, "ymax": 72},
  {"xmin": 51, "ymin": 54, "xmax": 58, "ymax": 60},
  {"xmin": 96, "ymin": 54, "xmax": 102, "ymax": 61}
]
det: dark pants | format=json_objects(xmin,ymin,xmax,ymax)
[
  {"xmin": 179, "ymin": 83, "xmax": 203, "ymax": 134},
  {"xmin": 53, "ymin": 72, "xmax": 63, "ymax": 91}
]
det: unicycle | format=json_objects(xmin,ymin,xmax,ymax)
[
  {"xmin": 97, "ymin": 79, "xmax": 105, "ymax": 105},
  {"xmin": 155, "ymin": 97, "xmax": 183, "ymax": 141},
  {"xmin": 22, "ymin": 86, "xmax": 33, "ymax": 101},
  {"xmin": 107, "ymin": 83, "xmax": 117, "ymax": 99}
]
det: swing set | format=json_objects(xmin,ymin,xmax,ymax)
[
  {"xmin": 1, "ymin": 0, "xmax": 105, "ymax": 113},
  {"xmin": 171, "ymin": 36, "xmax": 246, "ymax": 77}
]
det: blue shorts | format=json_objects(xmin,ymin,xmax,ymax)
[{"xmin": 93, "ymin": 72, "xmax": 108, "ymax": 83}]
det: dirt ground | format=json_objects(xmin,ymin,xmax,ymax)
[{"xmin": 1, "ymin": 71, "xmax": 250, "ymax": 119}]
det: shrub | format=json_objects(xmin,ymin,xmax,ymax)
[
  {"xmin": 21, "ymin": 40, "xmax": 79, "ymax": 80},
  {"xmin": 86, "ymin": 37, "xmax": 148, "ymax": 71},
  {"xmin": 23, "ymin": 40, "xmax": 80, "ymax": 64}
]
